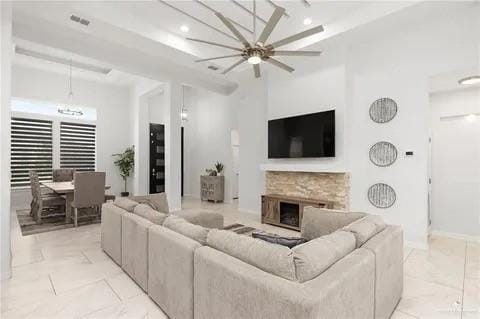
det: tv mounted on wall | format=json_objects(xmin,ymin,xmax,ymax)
[{"xmin": 268, "ymin": 110, "xmax": 335, "ymax": 158}]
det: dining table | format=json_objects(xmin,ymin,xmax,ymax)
[{"xmin": 41, "ymin": 181, "xmax": 111, "ymax": 223}]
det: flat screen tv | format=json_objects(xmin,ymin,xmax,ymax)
[{"xmin": 268, "ymin": 110, "xmax": 335, "ymax": 158}]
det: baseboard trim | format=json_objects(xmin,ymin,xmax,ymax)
[
  {"xmin": 238, "ymin": 207, "xmax": 259, "ymax": 215},
  {"xmin": 430, "ymin": 230, "xmax": 480, "ymax": 243}
]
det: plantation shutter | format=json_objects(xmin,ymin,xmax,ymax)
[
  {"xmin": 11, "ymin": 117, "xmax": 53, "ymax": 188},
  {"xmin": 60, "ymin": 122, "xmax": 96, "ymax": 172}
]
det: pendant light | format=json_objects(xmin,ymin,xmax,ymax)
[{"xmin": 58, "ymin": 58, "xmax": 83, "ymax": 116}]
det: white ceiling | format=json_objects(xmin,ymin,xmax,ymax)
[{"xmin": 11, "ymin": 0, "xmax": 420, "ymax": 89}]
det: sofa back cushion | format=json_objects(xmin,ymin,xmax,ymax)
[
  {"xmin": 133, "ymin": 204, "xmax": 168, "ymax": 225},
  {"xmin": 113, "ymin": 197, "xmax": 138, "ymax": 212},
  {"xmin": 207, "ymin": 229, "xmax": 296, "ymax": 281},
  {"xmin": 163, "ymin": 216, "xmax": 209, "ymax": 245},
  {"xmin": 343, "ymin": 215, "xmax": 386, "ymax": 247},
  {"xmin": 301, "ymin": 207, "xmax": 366, "ymax": 240},
  {"xmin": 131, "ymin": 193, "xmax": 169, "ymax": 214},
  {"xmin": 292, "ymin": 230, "xmax": 356, "ymax": 283}
]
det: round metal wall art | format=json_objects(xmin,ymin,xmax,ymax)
[
  {"xmin": 369, "ymin": 141, "xmax": 398, "ymax": 167},
  {"xmin": 369, "ymin": 98, "xmax": 398, "ymax": 123},
  {"xmin": 368, "ymin": 183, "xmax": 396, "ymax": 208}
]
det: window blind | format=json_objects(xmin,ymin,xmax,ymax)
[
  {"xmin": 60, "ymin": 122, "xmax": 96, "ymax": 172},
  {"xmin": 11, "ymin": 117, "xmax": 53, "ymax": 188}
]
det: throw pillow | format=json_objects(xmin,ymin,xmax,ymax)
[
  {"xmin": 251, "ymin": 232, "xmax": 307, "ymax": 248},
  {"xmin": 113, "ymin": 197, "xmax": 138, "ymax": 212}
]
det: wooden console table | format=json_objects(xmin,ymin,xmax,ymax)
[{"xmin": 261, "ymin": 194, "xmax": 334, "ymax": 231}]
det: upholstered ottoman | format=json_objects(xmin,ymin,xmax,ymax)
[{"xmin": 176, "ymin": 211, "xmax": 224, "ymax": 229}]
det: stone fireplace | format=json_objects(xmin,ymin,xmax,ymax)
[{"xmin": 265, "ymin": 171, "xmax": 350, "ymax": 210}]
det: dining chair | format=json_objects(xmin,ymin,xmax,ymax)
[
  {"xmin": 52, "ymin": 168, "xmax": 75, "ymax": 182},
  {"xmin": 29, "ymin": 171, "xmax": 65, "ymax": 224},
  {"xmin": 71, "ymin": 172, "xmax": 106, "ymax": 227}
]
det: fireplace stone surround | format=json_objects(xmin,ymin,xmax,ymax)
[{"xmin": 265, "ymin": 171, "xmax": 350, "ymax": 210}]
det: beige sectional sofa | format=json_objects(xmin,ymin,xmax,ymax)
[{"xmin": 101, "ymin": 195, "xmax": 403, "ymax": 319}]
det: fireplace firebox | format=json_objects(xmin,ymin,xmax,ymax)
[{"xmin": 261, "ymin": 194, "xmax": 334, "ymax": 231}]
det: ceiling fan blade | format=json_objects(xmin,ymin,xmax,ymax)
[
  {"xmin": 263, "ymin": 57, "xmax": 294, "ymax": 73},
  {"xmin": 266, "ymin": 25, "xmax": 324, "ymax": 49},
  {"xmin": 215, "ymin": 12, "xmax": 251, "ymax": 47},
  {"xmin": 222, "ymin": 58, "xmax": 247, "ymax": 74},
  {"xmin": 257, "ymin": 6, "xmax": 285, "ymax": 45},
  {"xmin": 268, "ymin": 50, "xmax": 322, "ymax": 56},
  {"xmin": 195, "ymin": 54, "xmax": 243, "ymax": 62},
  {"xmin": 186, "ymin": 38, "xmax": 243, "ymax": 52},
  {"xmin": 253, "ymin": 64, "xmax": 261, "ymax": 78}
]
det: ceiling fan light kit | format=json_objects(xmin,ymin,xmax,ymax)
[{"xmin": 188, "ymin": 0, "xmax": 324, "ymax": 78}]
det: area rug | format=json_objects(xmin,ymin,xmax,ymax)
[{"xmin": 16, "ymin": 209, "xmax": 100, "ymax": 236}]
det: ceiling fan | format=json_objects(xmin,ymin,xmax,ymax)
[{"xmin": 187, "ymin": 0, "xmax": 324, "ymax": 78}]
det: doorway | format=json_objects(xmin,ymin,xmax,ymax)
[
  {"xmin": 149, "ymin": 123, "xmax": 165, "ymax": 194},
  {"xmin": 429, "ymin": 88, "xmax": 480, "ymax": 237}
]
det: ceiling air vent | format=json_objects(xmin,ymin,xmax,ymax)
[
  {"xmin": 208, "ymin": 65, "xmax": 219, "ymax": 71},
  {"xmin": 70, "ymin": 15, "xmax": 90, "ymax": 26}
]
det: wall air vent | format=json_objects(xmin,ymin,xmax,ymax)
[
  {"xmin": 70, "ymin": 15, "xmax": 90, "ymax": 26},
  {"xmin": 208, "ymin": 65, "xmax": 219, "ymax": 71},
  {"xmin": 15, "ymin": 46, "xmax": 111, "ymax": 75}
]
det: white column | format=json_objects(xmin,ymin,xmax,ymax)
[
  {"xmin": 0, "ymin": 1, "xmax": 13, "ymax": 280},
  {"xmin": 164, "ymin": 80, "xmax": 182, "ymax": 211}
]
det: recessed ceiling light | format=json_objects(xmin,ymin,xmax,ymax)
[
  {"xmin": 458, "ymin": 75, "xmax": 480, "ymax": 85},
  {"xmin": 180, "ymin": 25, "xmax": 189, "ymax": 33},
  {"xmin": 303, "ymin": 18, "xmax": 312, "ymax": 26}
]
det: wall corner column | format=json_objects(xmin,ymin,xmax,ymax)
[
  {"xmin": 164, "ymin": 80, "xmax": 182, "ymax": 211},
  {"xmin": 1, "ymin": 1, "xmax": 13, "ymax": 280}
]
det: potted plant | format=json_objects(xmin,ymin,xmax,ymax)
[
  {"xmin": 113, "ymin": 146, "xmax": 134, "ymax": 197},
  {"xmin": 214, "ymin": 161, "xmax": 224, "ymax": 175}
]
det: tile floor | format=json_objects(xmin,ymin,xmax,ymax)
[{"xmin": 1, "ymin": 198, "xmax": 479, "ymax": 319}]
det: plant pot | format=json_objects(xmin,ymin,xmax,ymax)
[{"xmin": 121, "ymin": 192, "xmax": 130, "ymax": 197}]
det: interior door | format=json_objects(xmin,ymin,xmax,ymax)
[{"xmin": 149, "ymin": 123, "xmax": 165, "ymax": 194}]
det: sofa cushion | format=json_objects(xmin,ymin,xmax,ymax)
[
  {"xmin": 163, "ymin": 216, "xmax": 209, "ymax": 245},
  {"xmin": 293, "ymin": 231, "xmax": 356, "ymax": 283},
  {"xmin": 301, "ymin": 207, "xmax": 366, "ymax": 240},
  {"xmin": 133, "ymin": 204, "xmax": 168, "ymax": 225},
  {"xmin": 343, "ymin": 215, "xmax": 386, "ymax": 247},
  {"xmin": 251, "ymin": 232, "xmax": 307, "ymax": 248},
  {"xmin": 131, "ymin": 193, "xmax": 169, "ymax": 214},
  {"xmin": 176, "ymin": 210, "xmax": 224, "ymax": 229},
  {"xmin": 113, "ymin": 197, "xmax": 138, "ymax": 212},
  {"xmin": 207, "ymin": 229, "xmax": 296, "ymax": 281}
]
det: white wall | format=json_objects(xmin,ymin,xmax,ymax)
[
  {"xmin": 1, "ymin": 0, "xmax": 13, "ymax": 280},
  {"xmin": 237, "ymin": 2, "xmax": 480, "ymax": 247},
  {"xmin": 11, "ymin": 65, "xmax": 133, "ymax": 207},
  {"xmin": 183, "ymin": 86, "xmax": 238, "ymax": 203},
  {"xmin": 430, "ymin": 88, "xmax": 480, "ymax": 238}
]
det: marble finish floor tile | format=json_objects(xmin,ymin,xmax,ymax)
[
  {"xmin": 11, "ymin": 248, "xmax": 43, "ymax": 267},
  {"xmin": 105, "ymin": 273, "xmax": 144, "ymax": 301},
  {"xmin": 3, "ymin": 280, "xmax": 120, "ymax": 319},
  {"xmin": 462, "ymin": 276, "xmax": 480, "ymax": 319},
  {"xmin": 82, "ymin": 294, "xmax": 167, "ymax": 319},
  {"xmin": 390, "ymin": 310, "xmax": 419, "ymax": 319},
  {"xmin": 465, "ymin": 241, "xmax": 480, "ymax": 280},
  {"xmin": 404, "ymin": 248, "xmax": 465, "ymax": 289},
  {"xmin": 398, "ymin": 276, "xmax": 463, "ymax": 319},
  {"xmin": 49, "ymin": 259, "xmax": 123, "ymax": 294}
]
